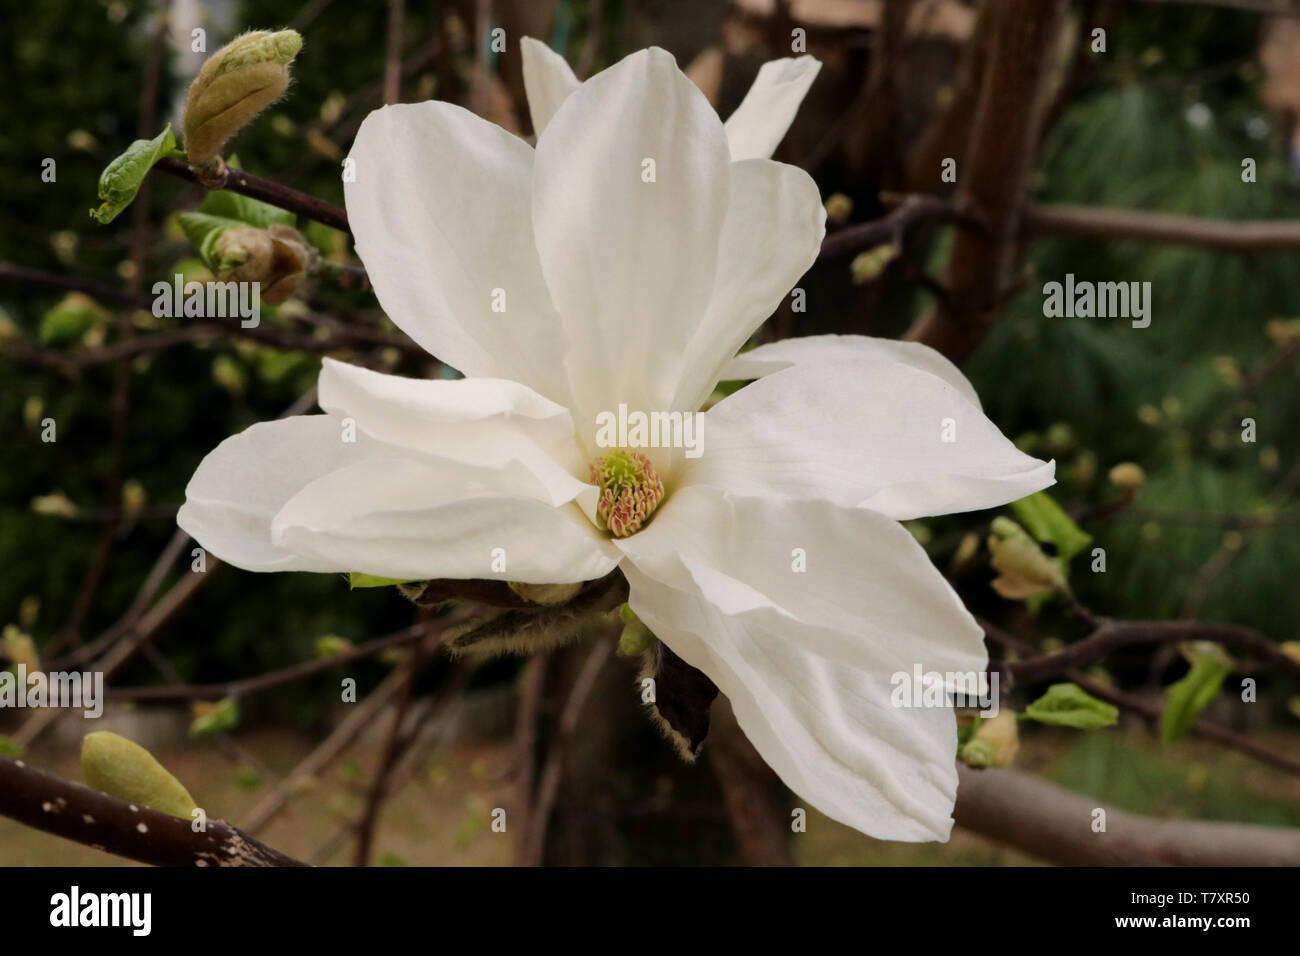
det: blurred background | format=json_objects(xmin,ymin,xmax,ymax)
[{"xmin": 1, "ymin": 0, "xmax": 1297, "ymax": 865}]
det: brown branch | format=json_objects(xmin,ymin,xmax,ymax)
[
  {"xmin": 107, "ymin": 617, "xmax": 459, "ymax": 701},
  {"xmin": 353, "ymin": 634, "xmax": 427, "ymax": 866},
  {"xmin": 1183, "ymin": 459, "xmax": 1300, "ymax": 617},
  {"xmin": 0, "ymin": 262, "xmax": 155, "ymax": 310},
  {"xmin": 1135, "ymin": 0, "xmax": 1300, "ymax": 13},
  {"xmin": 153, "ymin": 156, "xmax": 350, "ymax": 233},
  {"xmin": 707, "ymin": 696, "xmax": 795, "ymax": 866},
  {"xmin": 904, "ymin": 0, "xmax": 994, "ymax": 192},
  {"xmin": 519, "ymin": 638, "xmax": 613, "ymax": 866},
  {"xmin": 0, "ymin": 755, "xmax": 305, "ymax": 867},
  {"xmin": 383, "ymin": 0, "xmax": 406, "ymax": 105},
  {"xmin": 1025, "ymin": 201, "xmax": 1300, "ymax": 250},
  {"xmin": 954, "ymin": 764, "xmax": 1300, "ymax": 865},
  {"xmin": 1009, "ymin": 619, "xmax": 1300, "ymax": 686},
  {"xmin": 981, "ymin": 617, "xmax": 1300, "ymax": 778},
  {"xmin": 511, "ymin": 654, "xmax": 549, "ymax": 865},
  {"xmin": 819, "ymin": 194, "xmax": 983, "ymax": 259},
  {"xmin": 904, "ymin": 0, "xmax": 1069, "ymax": 365},
  {"xmin": 308, "ymin": 663, "xmax": 472, "ymax": 864}
]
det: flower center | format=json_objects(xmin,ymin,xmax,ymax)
[{"xmin": 589, "ymin": 450, "xmax": 664, "ymax": 538}]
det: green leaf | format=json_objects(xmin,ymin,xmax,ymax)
[
  {"xmin": 176, "ymin": 211, "xmax": 246, "ymax": 267},
  {"xmin": 1011, "ymin": 491, "xmax": 1092, "ymax": 563},
  {"xmin": 1023, "ymin": 683, "xmax": 1119, "ymax": 729},
  {"xmin": 0, "ymin": 735, "xmax": 24, "ymax": 758},
  {"xmin": 350, "ymin": 572, "xmax": 419, "ymax": 589},
  {"xmin": 1161, "ymin": 656, "xmax": 1231, "ymax": 744},
  {"xmin": 90, "ymin": 124, "xmax": 178, "ymax": 224},
  {"xmin": 196, "ymin": 182, "xmax": 294, "ymax": 230},
  {"xmin": 988, "ymin": 517, "xmax": 1069, "ymax": 600}
]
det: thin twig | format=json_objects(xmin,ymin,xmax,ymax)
[
  {"xmin": 521, "ymin": 638, "xmax": 613, "ymax": 866},
  {"xmin": 108, "ymin": 617, "xmax": 460, "ymax": 701},
  {"xmin": 353, "ymin": 634, "xmax": 427, "ymax": 866},
  {"xmin": 153, "ymin": 156, "xmax": 350, "ymax": 233}
]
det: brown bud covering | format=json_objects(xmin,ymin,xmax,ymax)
[{"xmin": 214, "ymin": 223, "xmax": 314, "ymax": 305}]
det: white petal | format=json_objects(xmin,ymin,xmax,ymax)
[
  {"xmin": 177, "ymin": 415, "xmax": 397, "ymax": 572},
  {"xmin": 683, "ymin": 357, "xmax": 1055, "ymax": 520},
  {"xmin": 271, "ymin": 456, "xmax": 620, "ymax": 583},
  {"xmin": 671, "ymin": 159, "xmax": 826, "ymax": 412},
  {"xmin": 344, "ymin": 102, "xmax": 571, "ymax": 406},
  {"xmin": 317, "ymin": 358, "xmax": 588, "ymax": 506},
  {"xmin": 619, "ymin": 486, "xmax": 985, "ymax": 679},
  {"xmin": 721, "ymin": 334, "xmax": 983, "ymax": 409},
  {"xmin": 532, "ymin": 47, "xmax": 731, "ymax": 436},
  {"xmin": 724, "ymin": 56, "xmax": 821, "ymax": 161},
  {"xmin": 520, "ymin": 37, "xmax": 580, "ymax": 136},
  {"xmin": 619, "ymin": 486, "xmax": 986, "ymax": 840}
]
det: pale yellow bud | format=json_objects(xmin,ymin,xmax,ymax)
[
  {"xmin": 81, "ymin": 732, "xmax": 198, "ymax": 819},
  {"xmin": 1108, "ymin": 462, "xmax": 1146, "ymax": 491},
  {"xmin": 3, "ymin": 625, "xmax": 40, "ymax": 672},
  {"xmin": 824, "ymin": 193, "xmax": 853, "ymax": 224}
]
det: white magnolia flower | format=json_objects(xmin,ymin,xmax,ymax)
[{"xmin": 178, "ymin": 41, "xmax": 1054, "ymax": 841}]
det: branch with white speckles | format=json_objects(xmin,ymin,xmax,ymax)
[{"xmin": 0, "ymin": 754, "xmax": 306, "ymax": 867}]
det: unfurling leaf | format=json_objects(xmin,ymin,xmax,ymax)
[
  {"xmin": 1010, "ymin": 491, "xmax": 1092, "ymax": 564},
  {"xmin": 988, "ymin": 516, "xmax": 1069, "ymax": 599},
  {"xmin": 1023, "ymin": 683, "xmax": 1118, "ymax": 729},
  {"xmin": 1161, "ymin": 655, "xmax": 1231, "ymax": 744},
  {"xmin": 90, "ymin": 124, "xmax": 178, "ymax": 224},
  {"xmin": 190, "ymin": 697, "xmax": 240, "ymax": 738}
]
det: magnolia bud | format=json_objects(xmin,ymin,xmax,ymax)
[
  {"xmin": 184, "ymin": 30, "xmax": 303, "ymax": 166},
  {"xmin": 824, "ymin": 192, "xmax": 853, "ymax": 224},
  {"xmin": 213, "ymin": 223, "xmax": 313, "ymax": 305},
  {"xmin": 1108, "ymin": 462, "xmax": 1146, "ymax": 491},
  {"xmin": 971, "ymin": 710, "xmax": 1019, "ymax": 767},
  {"xmin": 2, "ymin": 625, "xmax": 40, "ymax": 672},
  {"xmin": 81, "ymin": 731, "xmax": 198, "ymax": 819},
  {"xmin": 850, "ymin": 242, "xmax": 900, "ymax": 285}
]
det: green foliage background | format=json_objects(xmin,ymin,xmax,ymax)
[{"xmin": 0, "ymin": 0, "xmax": 1295, "ymax": 727}]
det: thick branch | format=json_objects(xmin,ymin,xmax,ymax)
[
  {"xmin": 905, "ymin": 0, "xmax": 1069, "ymax": 364},
  {"xmin": 0, "ymin": 755, "xmax": 305, "ymax": 867},
  {"xmin": 954, "ymin": 764, "xmax": 1300, "ymax": 865},
  {"xmin": 1025, "ymin": 201, "xmax": 1300, "ymax": 250}
]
